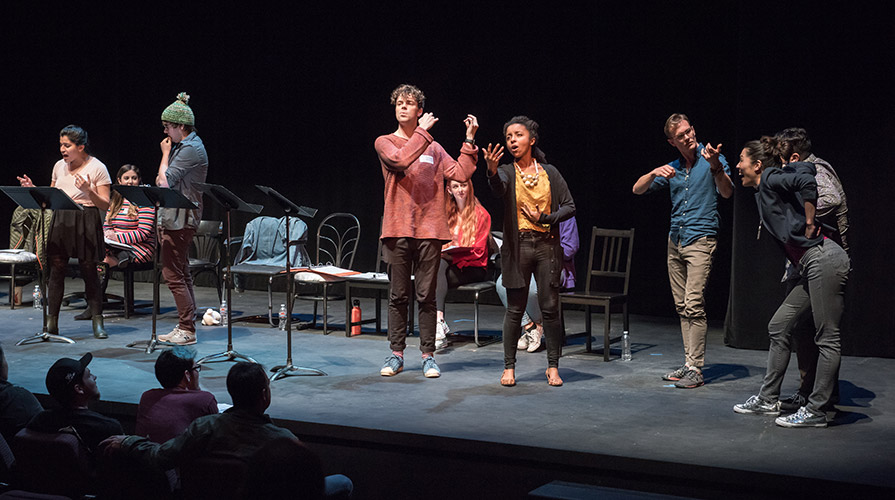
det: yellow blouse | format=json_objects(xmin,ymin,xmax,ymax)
[{"xmin": 515, "ymin": 165, "xmax": 551, "ymax": 232}]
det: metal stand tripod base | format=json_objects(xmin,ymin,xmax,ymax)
[
  {"xmin": 16, "ymin": 331, "xmax": 76, "ymax": 346},
  {"xmin": 199, "ymin": 350, "xmax": 257, "ymax": 365},
  {"xmin": 270, "ymin": 363, "xmax": 327, "ymax": 381},
  {"xmin": 127, "ymin": 337, "xmax": 175, "ymax": 355}
]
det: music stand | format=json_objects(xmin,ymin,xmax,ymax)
[
  {"xmin": 114, "ymin": 185, "xmax": 197, "ymax": 354},
  {"xmin": 194, "ymin": 183, "xmax": 262, "ymax": 365},
  {"xmin": 2, "ymin": 186, "xmax": 82, "ymax": 345},
  {"xmin": 255, "ymin": 185, "xmax": 326, "ymax": 380}
]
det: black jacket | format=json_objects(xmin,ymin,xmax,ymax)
[
  {"xmin": 755, "ymin": 162, "xmax": 822, "ymax": 249},
  {"xmin": 488, "ymin": 162, "xmax": 575, "ymax": 288}
]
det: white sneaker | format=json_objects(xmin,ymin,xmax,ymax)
[
  {"xmin": 436, "ymin": 319, "xmax": 450, "ymax": 340},
  {"xmin": 526, "ymin": 324, "xmax": 544, "ymax": 352},
  {"xmin": 516, "ymin": 327, "xmax": 531, "ymax": 350}
]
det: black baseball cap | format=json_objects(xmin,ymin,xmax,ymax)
[{"xmin": 45, "ymin": 353, "xmax": 93, "ymax": 402}]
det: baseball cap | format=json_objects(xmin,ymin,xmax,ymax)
[{"xmin": 45, "ymin": 353, "xmax": 93, "ymax": 403}]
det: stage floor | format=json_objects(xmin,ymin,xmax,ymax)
[{"xmin": 2, "ymin": 278, "xmax": 893, "ymax": 498}]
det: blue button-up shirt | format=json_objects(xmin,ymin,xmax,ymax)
[{"xmin": 648, "ymin": 144, "xmax": 731, "ymax": 246}]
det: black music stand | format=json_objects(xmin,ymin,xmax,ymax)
[
  {"xmin": 254, "ymin": 185, "xmax": 325, "ymax": 380},
  {"xmin": 2, "ymin": 186, "xmax": 82, "ymax": 345},
  {"xmin": 194, "ymin": 183, "xmax": 262, "ymax": 365},
  {"xmin": 114, "ymin": 185, "xmax": 197, "ymax": 354}
]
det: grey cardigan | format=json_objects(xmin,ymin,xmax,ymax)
[{"xmin": 487, "ymin": 162, "xmax": 576, "ymax": 288}]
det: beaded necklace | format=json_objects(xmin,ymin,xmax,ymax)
[{"xmin": 514, "ymin": 159, "xmax": 540, "ymax": 188}]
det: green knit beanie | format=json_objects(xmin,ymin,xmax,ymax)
[{"xmin": 161, "ymin": 92, "xmax": 195, "ymax": 126}]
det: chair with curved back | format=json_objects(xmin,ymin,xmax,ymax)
[
  {"xmin": 294, "ymin": 213, "xmax": 361, "ymax": 334},
  {"xmin": 189, "ymin": 220, "xmax": 225, "ymax": 303}
]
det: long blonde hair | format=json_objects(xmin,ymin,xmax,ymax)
[
  {"xmin": 106, "ymin": 164, "xmax": 140, "ymax": 223},
  {"xmin": 445, "ymin": 180, "xmax": 479, "ymax": 247}
]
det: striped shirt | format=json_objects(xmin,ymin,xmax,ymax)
[{"xmin": 104, "ymin": 201, "xmax": 156, "ymax": 263}]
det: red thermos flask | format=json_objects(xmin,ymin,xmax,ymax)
[{"xmin": 351, "ymin": 299, "xmax": 362, "ymax": 336}]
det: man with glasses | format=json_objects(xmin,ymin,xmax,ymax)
[
  {"xmin": 155, "ymin": 92, "xmax": 209, "ymax": 346},
  {"xmin": 633, "ymin": 113, "xmax": 733, "ymax": 389},
  {"xmin": 135, "ymin": 346, "xmax": 218, "ymax": 444}
]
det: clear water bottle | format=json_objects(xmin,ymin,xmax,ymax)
[
  {"xmin": 220, "ymin": 299, "xmax": 228, "ymax": 327},
  {"xmin": 278, "ymin": 304, "xmax": 287, "ymax": 330},
  {"xmin": 621, "ymin": 330, "xmax": 632, "ymax": 361},
  {"xmin": 32, "ymin": 285, "xmax": 42, "ymax": 310}
]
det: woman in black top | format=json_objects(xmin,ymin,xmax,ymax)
[{"xmin": 484, "ymin": 116, "xmax": 575, "ymax": 387}]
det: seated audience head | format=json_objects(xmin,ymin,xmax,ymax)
[
  {"xmin": 241, "ymin": 437, "xmax": 324, "ymax": 499},
  {"xmin": 155, "ymin": 346, "xmax": 201, "ymax": 390},
  {"xmin": 226, "ymin": 362, "xmax": 270, "ymax": 412},
  {"xmin": 45, "ymin": 353, "xmax": 99, "ymax": 408},
  {"xmin": 773, "ymin": 127, "xmax": 812, "ymax": 164}
]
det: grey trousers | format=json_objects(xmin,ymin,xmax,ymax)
[{"xmin": 759, "ymin": 239, "xmax": 850, "ymax": 413}]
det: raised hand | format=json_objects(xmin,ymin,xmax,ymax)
[
  {"xmin": 652, "ymin": 164, "xmax": 676, "ymax": 179},
  {"xmin": 160, "ymin": 136, "xmax": 172, "ymax": 155},
  {"xmin": 74, "ymin": 173, "xmax": 90, "ymax": 191},
  {"xmin": 17, "ymin": 174, "xmax": 34, "ymax": 187},
  {"xmin": 484, "ymin": 143, "xmax": 505, "ymax": 174},
  {"xmin": 418, "ymin": 112, "xmax": 438, "ymax": 131},
  {"xmin": 701, "ymin": 142, "xmax": 723, "ymax": 168},
  {"xmin": 464, "ymin": 114, "xmax": 479, "ymax": 139}
]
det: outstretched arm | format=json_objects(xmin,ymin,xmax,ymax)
[{"xmin": 702, "ymin": 143, "xmax": 733, "ymax": 198}]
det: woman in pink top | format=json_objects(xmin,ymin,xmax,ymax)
[
  {"xmin": 435, "ymin": 179, "xmax": 492, "ymax": 348},
  {"xmin": 18, "ymin": 125, "xmax": 112, "ymax": 338}
]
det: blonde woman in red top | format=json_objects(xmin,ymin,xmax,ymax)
[{"xmin": 435, "ymin": 179, "xmax": 492, "ymax": 348}]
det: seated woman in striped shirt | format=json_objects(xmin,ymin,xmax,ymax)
[{"xmin": 103, "ymin": 165, "xmax": 155, "ymax": 268}]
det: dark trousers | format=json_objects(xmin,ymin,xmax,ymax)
[
  {"xmin": 503, "ymin": 234, "xmax": 563, "ymax": 369},
  {"xmin": 384, "ymin": 238, "xmax": 441, "ymax": 354},
  {"xmin": 759, "ymin": 240, "xmax": 850, "ymax": 413},
  {"xmin": 435, "ymin": 258, "xmax": 487, "ymax": 311},
  {"xmin": 47, "ymin": 255, "xmax": 102, "ymax": 317},
  {"xmin": 160, "ymin": 227, "xmax": 197, "ymax": 333}
]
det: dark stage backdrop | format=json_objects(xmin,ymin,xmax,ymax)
[{"xmin": 2, "ymin": 4, "xmax": 892, "ymax": 356}]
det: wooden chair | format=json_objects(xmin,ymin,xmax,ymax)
[
  {"xmin": 559, "ymin": 227, "xmax": 634, "ymax": 361},
  {"xmin": 294, "ymin": 212, "xmax": 360, "ymax": 334}
]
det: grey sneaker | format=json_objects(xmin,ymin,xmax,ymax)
[
  {"xmin": 733, "ymin": 395, "xmax": 781, "ymax": 415},
  {"xmin": 775, "ymin": 406, "xmax": 827, "ymax": 428},
  {"xmin": 662, "ymin": 365, "xmax": 688, "ymax": 381},
  {"xmin": 167, "ymin": 329, "xmax": 197, "ymax": 346},
  {"xmin": 779, "ymin": 392, "xmax": 809, "ymax": 412},
  {"xmin": 422, "ymin": 356, "xmax": 441, "ymax": 378},
  {"xmin": 380, "ymin": 354, "xmax": 404, "ymax": 376},
  {"xmin": 674, "ymin": 369, "xmax": 704, "ymax": 389}
]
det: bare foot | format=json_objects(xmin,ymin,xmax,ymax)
[
  {"xmin": 546, "ymin": 368, "xmax": 563, "ymax": 386},
  {"xmin": 501, "ymin": 369, "xmax": 516, "ymax": 387}
]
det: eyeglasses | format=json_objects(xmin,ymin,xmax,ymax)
[
  {"xmin": 674, "ymin": 127, "xmax": 695, "ymax": 141},
  {"xmin": 190, "ymin": 364, "xmax": 202, "ymax": 372}
]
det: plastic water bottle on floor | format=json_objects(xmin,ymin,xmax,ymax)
[
  {"xmin": 220, "ymin": 299, "xmax": 228, "ymax": 327},
  {"xmin": 32, "ymin": 285, "xmax": 42, "ymax": 310},
  {"xmin": 278, "ymin": 304, "xmax": 287, "ymax": 330},
  {"xmin": 621, "ymin": 331, "xmax": 632, "ymax": 361}
]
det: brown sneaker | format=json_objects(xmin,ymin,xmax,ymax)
[
  {"xmin": 662, "ymin": 365, "xmax": 688, "ymax": 381},
  {"xmin": 674, "ymin": 369, "xmax": 704, "ymax": 389}
]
